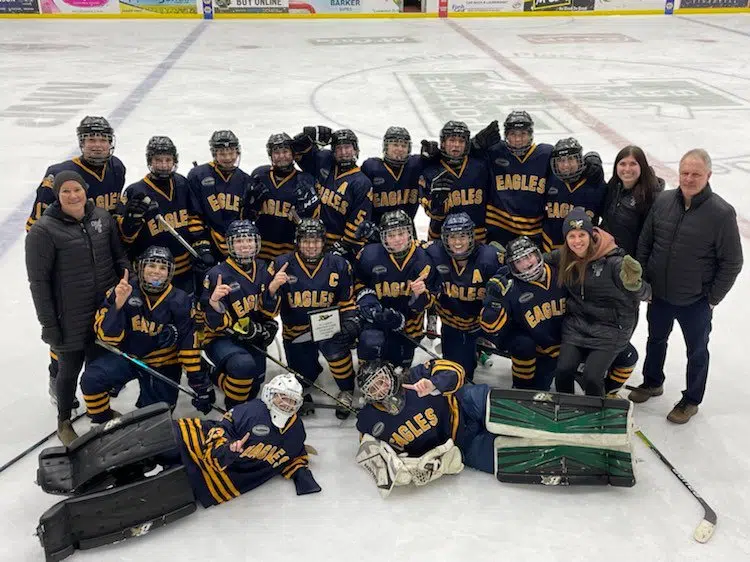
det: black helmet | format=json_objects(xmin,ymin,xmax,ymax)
[
  {"xmin": 137, "ymin": 245, "xmax": 175, "ymax": 295},
  {"xmin": 379, "ymin": 210, "xmax": 413, "ymax": 259},
  {"xmin": 295, "ymin": 218, "xmax": 326, "ymax": 265},
  {"xmin": 382, "ymin": 126, "xmax": 411, "ymax": 167},
  {"xmin": 441, "ymin": 212, "xmax": 475, "ymax": 261},
  {"xmin": 146, "ymin": 136, "xmax": 178, "ymax": 179}
]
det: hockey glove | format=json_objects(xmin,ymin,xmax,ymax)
[
  {"xmin": 302, "ymin": 125, "xmax": 333, "ymax": 146},
  {"xmin": 373, "ymin": 308, "xmax": 405, "ymax": 332},
  {"xmin": 42, "ymin": 325, "xmax": 62, "ymax": 348},
  {"xmin": 329, "ymin": 240, "xmax": 351, "ymax": 259},
  {"xmin": 331, "ymin": 316, "xmax": 362, "ymax": 346},
  {"xmin": 293, "ymin": 467, "xmax": 322, "ymax": 495},
  {"xmin": 486, "ymin": 269, "xmax": 513, "ymax": 304},
  {"xmin": 192, "ymin": 244, "xmax": 215, "ymax": 275},
  {"xmin": 259, "ymin": 320, "xmax": 279, "ymax": 348},
  {"xmin": 355, "ymin": 220, "xmax": 379, "ymax": 244},
  {"xmin": 619, "ymin": 255, "xmax": 643, "ymax": 292},
  {"xmin": 232, "ymin": 317, "xmax": 262, "ymax": 343},
  {"xmin": 294, "ymin": 177, "xmax": 320, "ymax": 219},
  {"xmin": 583, "ymin": 151, "xmax": 603, "ymax": 179},
  {"xmin": 420, "ymin": 140, "xmax": 440, "ymax": 161},
  {"xmin": 428, "ymin": 170, "xmax": 454, "ymax": 214},
  {"xmin": 357, "ymin": 291, "xmax": 383, "ymax": 324},
  {"xmin": 156, "ymin": 324, "xmax": 178, "ymax": 349},
  {"xmin": 189, "ymin": 375, "xmax": 216, "ymax": 415},
  {"xmin": 244, "ymin": 175, "xmax": 270, "ymax": 212},
  {"xmin": 124, "ymin": 192, "xmax": 152, "ymax": 221},
  {"xmin": 471, "ymin": 120, "xmax": 501, "ymax": 152}
]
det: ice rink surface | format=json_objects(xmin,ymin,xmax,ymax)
[{"xmin": 0, "ymin": 13, "xmax": 749, "ymax": 562}]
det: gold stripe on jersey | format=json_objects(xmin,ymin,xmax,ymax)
[
  {"xmin": 480, "ymin": 307, "xmax": 508, "ymax": 334},
  {"xmin": 447, "ymin": 394, "xmax": 461, "ymax": 442},
  {"xmin": 434, "ymin": 303, "xmax": 479, "ymax": 331},
  {"xmin": 432, "ymin": 359, "xmax": 465, "ymax": 394},
  {"xmin": 83, "ymin": 391, "xmax": 111, "ymax": 415},
  {"xmin": 94, "ymin": 307, "xmax": 125, "ymax": 344},
  {"xmin": 485, "ymin": 205, "xmax": 543, "ymax": 236}
]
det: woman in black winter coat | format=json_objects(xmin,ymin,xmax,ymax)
[
  {"xmin": 546, "ymin": 208, "xmax": 651, "ymax": 397},
  {"xmin": 600, "ymin": 145, "xmax": 664, "ymax": 257},
  {"xmin": 25, "ymin": 170, "xmax": 130, "ymax": 445}
]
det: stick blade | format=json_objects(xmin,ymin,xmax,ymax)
[{"xmin": 693, "ymin": 519, "xmax": 715, "ymax": 543}]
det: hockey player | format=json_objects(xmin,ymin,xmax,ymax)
[
  {"xmin": 355, "ymin": 210, "xmax": 434, "ymax": 368},
  {"xmin": 293, "ymin": 126, "xmax": 373, "ymax": 255},
  {"xmin": 200, "ymin": 220, "xmax": 277, "ymax": 408},
  {"xmin": 361, "ymin": 127, "xmax": 423, "ymax": 225},
  {"xmin": 263, "ymin": 218, "xmax": 359, "ymax": 419},
  {"xmin": 26, "ymin": 116, "xmax": 127, "ymax": 392},
  {"xmin": 472, "ymin": 112, "xmax": 552, "ymax": 246},
  {"xmin": 116, "ymin": 136, "xmax": 214, "ymax": 293},
  {"xmin": 479, "ymin": 236, "xmax": 638, "ymax": 394},
  {"xmin": 26, "ymin": 116, "xmax": 126, "ymax": 232},
  {"xmin": 243, "ymin": 133, "xmax": 320, "ymax": 261},
  {"xmin": 187, "ymin": 130, "xmax": 249, "ymax": 258},
  {"xmin": 81, "ymin": 246, "xmax": 215, "ymax": 426},
  {"xmin": 542, "ymin": 138, "xmax": 606, "ymax": 252},
  {"xmin": 36, "ymin": 374, "xmax": 321, "ymax": 560},
  {"xmin": 426, "ymin": 212, "xmax": 503, "ymax": 380},
  {"xmin": 419, "ymin": 121, "xmax": 490, "ymax": 243}
]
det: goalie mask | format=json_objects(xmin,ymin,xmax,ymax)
[
  {"xmin": 296, "ymin": 218, "xmax": 326, "ymax": 266},
  {"xmin": 382, "ymin": 126, "xmax": 411, "ymax": 167},
  {"xmin": 551, "ymin": 138, "xmax": 584, "ymax": 183},
  {"xmin": 267, "ymin": 132, "xmax": 295, "ymax": 173},
  {"xmin": 441, "ymin": 212, "xmax": 475, "ymax": 261},
  {"xmin": 504, "ymin": 111, "xmax": 534, "ymax": 157},
  {"xmin": 137, "ymin": 246, "xmax": 175, "ymax": 295},
  {"xmin": 379, "ymin": 210, "xmax": 413, "ymax": 259},
  {"xmin": 506, "ymin": 236, "xmax": 545, "ymax": 283},
  {"xmin": 261, "ymin": 374, "xmax": 304, "ymax": 429},
  {"xmin": 439, "ymin": 121, "xmax": 470, "ymax": 166},
  {"xmin": 226, "ymin": 219, "xmax": 260, "ymax": 269},
  {"xmin": 146, "ymin": 135, "xmax": 178, "ymax": 180},
  {"xmin": 77, "ymin": 116, "xmax": 115, "ymax": 166},
  {"xmin": 210, "ymin": 130, "xmax": 241, "ymax": 172},
  {"xmin": 356, "ymin": 361, "xmax": 405, "ymax": 415}
]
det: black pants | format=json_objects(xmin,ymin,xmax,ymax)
[
  {"xmin": 554, "ymin": 344, "xmax": 620, "ymax": 397},
  {"xmin": 55, "ymin": 343, "xmax": 102, "ymax": 422}
]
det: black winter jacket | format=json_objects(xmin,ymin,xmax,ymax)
[
  {"xmin": 636, "ymin": 185, "xmax": 743, "ymax": 307},
  {"xmin": 547, "ymin": 231, "xmax": 651, "ymax": 352},
  {"xmin": 600, "ymin": 176, "xmax": 664, "ymax": 257},
  {"xmin": 25, "ymin": 201, "xmax": 130, "ymax": 352}
]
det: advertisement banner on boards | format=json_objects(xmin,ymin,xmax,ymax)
[
  {"xmin": 120, "ymin": 0, "xmax": 198, "ymax": 14},
  {"xmin": 523, "ymin": 0, "xmax": 594, "ymax": 10},
  {"xmin": 214, "ymin": 0, "xmax": 288, "ymax": 13},
  {"xmin": 39, "ymin": 0, "xmax": 119, "ymax": 12},
  {"xmin": 0, "ymin": 0, "xmax": 40, "ymax": 13},
  {"xmin": 450, "ymin": 0, "xmax": 521, "ymax": 13},
  {"xmin": 678, "ymin": 0, "xmax": 748, "ymax": 7}
]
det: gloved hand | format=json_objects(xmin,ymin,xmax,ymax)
[
  {"xmin": 429, "ymin": 170, "xmax": 454, "ymax": 213},
  {"xmin": 486, "ymin": 268, "xmax": 513, "ymax": 303},
  {"xmin": 302, "ymin": 125, "xmax": 333, "ymax": 146},
  {"xmin": 244, "ymin": 175, "xmax": 270, "ymax": 211},
  {"xmin": 358, "ymin": 298, "xmax": 383, "ymax": 324},
  {"xmin": 259, "ymin": 320, "xmax": 279, "ymax": 348},
  {"xmin": 331, "ymin": 316, "xmax": 361, "ymax": 346},
  {"xmin": 232, "ymin": 317, "xmax": 262, "ymax": 342},
  {"xmin": 156, "ymin": 323, "xmax": 178, "ymax": 349},
  {"xmin": 420, "ymin": 140, "xmax": 440, "ymax": 160},
  {"xmin": 471, "ymin": 120, "xmax": 501, "ymax": 151},
  {"xmin": 293, "ymin": 467, "xmax": 322, "ymax": 495},
  {"xmin": 294, "ymin": 178, "xmax": 320, "ymax": 219},
  {"xmin": 583, "ymin": 151, "xmax": 603, "ymax": 178},
  {"xmin": 373, "ymin": 308, "xmax": 405, "ymax": 331},
  {"xmin": 42, "ymin": 325, "xmax": 62, "ymax": 347},
  {"xmin": 189, "ymin": 375, "xmax": 215, "ymax": 415},
  {"xmin": 619, "ymin": 255, "xmax": 643, "ymax": 291},
  {"xmin": 330, "ymin": 240, "xmax": 350, "ymax": 259},
  {"xmin": 354, "ymin": 220, "xmax": 379, "ymax": 244},
  {"xmin": 192, "ymin": 244, "xmax": 215, "ymax": 275},
  {"xmin": 125, "ymin": 192, "xmax": 152, "ymax": 221}
]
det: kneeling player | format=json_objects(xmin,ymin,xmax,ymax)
[
  {"xmin": 35, "ymin": 374, "xmax": 321, "ymax": 561},
  {"xmin": 80, "ymin": 246, "xmax": 214, "ymax": 433}
]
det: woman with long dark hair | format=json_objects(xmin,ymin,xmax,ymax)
[
  {"xmin": 547, "ymin": 208, "xmax": 651, "ymax": 397},
  {"xmin": 600, "ymin": 146, "xmax": 664, "ymax": 256}
]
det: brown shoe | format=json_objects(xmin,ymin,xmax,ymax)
[
  {"xmin": 667, "ymin": 399, "xmax": 699, "ymax": 424},
  {"xmin": 628, "ymin": 384, "xmax": 664, "ymax": 403},
  {"xmin": 57, "ymin": 420, "xmax": 79, "ymax": 447}
]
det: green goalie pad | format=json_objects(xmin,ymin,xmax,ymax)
[
  {"xmin": 494, "ymin": 436, "xmax": 635, "ymax": 487},
  {"xmin": 486, "ymin": 389, "xmax": 633, "ymax": 445}
]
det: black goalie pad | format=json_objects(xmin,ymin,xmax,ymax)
[
  {"xmin": 36, "ymin": 465, "xmax": 196, "ymax": 562},
  {"xmin": 38, "ymin": 403, "xmax": 177, "ymax": 496}
]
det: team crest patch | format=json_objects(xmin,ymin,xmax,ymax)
[
  {"xmin": 519, "ymin": 292, "xmax": 534, "ymax": 304},
  {"xmin": 201, "ymin": 177, "xmax": 216, "ymax": 188},
  {"xmin": 372, "ymin": 265, "xmax": 387, "ymax": 276},
  {"xmin": 371, "ymin": 422, "xmax": 385, "ymax": 438},
  {"xmin": 547, "ymin": 187, "xmax": 558, "ymax": 196},
  {"xmin": 436, "ymin": 264, "xmax": 450, "ymax": 275},
  {"xmin": 228, "ymin": 281, "xmax": 242, "ymax": 291},
  {"xmin": 494, "ymin": 158, "xmax": 510, "ymax": 167},
  {"xmin": 252, "ymin": 424, "xmax": 271, "ymax": 437},
  {"xmin": 128, "ymin": 296, "xmax": 143, "ymax": 307},
  {"xmin": 373, "ymin": 177, "xmax": 385, "ymax": 186}
]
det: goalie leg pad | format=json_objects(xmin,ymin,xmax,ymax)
[
  {"xmin": 493, "ymin": 436, "xmax": 635, "ymax": 487},
  {"xmin": 38, "ymin": 403, "xmax": 177, "ymax": 496},
  {"xmin": 36, "ymin": 465, "xmax": 196, "ymax": 562}
]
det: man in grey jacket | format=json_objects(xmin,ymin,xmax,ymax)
[
  {"xmin": 25, "ymin": 171, "xmax": 131, "ymax": 444},
  {"xmin": 632, "ymin": 149, "xmax": 743, "ymax": 424}
]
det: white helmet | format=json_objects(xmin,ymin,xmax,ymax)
[{"xmin": 261, "ymin": 374, "xmax": 303, "ymax": 429}]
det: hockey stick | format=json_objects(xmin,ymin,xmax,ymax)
[
  {"xmin": 250, "ymin": 344, "xmax": 359, "ymax": 415},
  {"xmin": 0, "ymin": 411, "xmax": 86, "ymax": 475},
  {"xmin": 397, "ymin": 330, "xmax": 441, "ymax": 361},
  {"xmin": 155, "ymin": 214, "xmax": 200, "ymax": 259},
  {"xmin": 635, "ymin": 429, "xmax": 716, "ymax": 543},
  {"xmin": 96, "ymin": 341, "xmax": 227, "ymax": 415}
]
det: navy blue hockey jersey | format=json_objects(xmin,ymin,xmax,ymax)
[
  {"xmin": 542, "ymin": 175, "xmax": 607, "ymax": 252},
  {"xmin": 175, "ymin": 399, "xmax": 308, "ymax": 507},
  {"xmin": 361, "ymin": 155, "xmax": 423, "ymax": 224}
]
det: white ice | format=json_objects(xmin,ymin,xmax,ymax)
[{"xmin": 0, "ymin": 13, "xmax": 749, "ymax": 562}]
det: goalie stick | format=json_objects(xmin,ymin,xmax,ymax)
[{"xmin": 635, "ymin": 429, "xmax": 716, "ymax": 543}]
